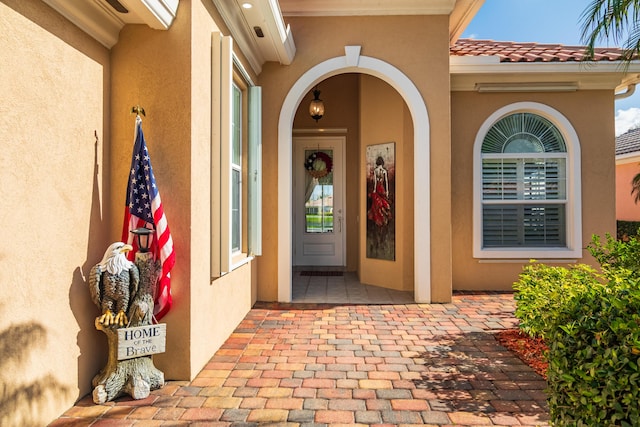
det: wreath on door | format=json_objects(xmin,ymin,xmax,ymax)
[{"xmin": 304, "ymin": 151, "xmax": 333, "ymax": 179}]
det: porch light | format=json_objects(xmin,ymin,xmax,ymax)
[
  {"xmin": 130, "ymin": 227, "xmax": 154, "ymax": 252},
  {"xmin": 309, "ymin": 87, "xmax": 325, "ymax": 122}
]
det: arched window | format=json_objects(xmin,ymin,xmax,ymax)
[{"xmin": 473, "ymin": 103, "xmax": 582, "ymax": 259}]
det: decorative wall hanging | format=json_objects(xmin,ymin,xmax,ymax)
[
  {"xmin": 366, "ymin": 142, "xmax": 396, "ymax": 260},
  {"xmin": 304, "ymin": 150, "xmax": 333, "ymax": 179}
]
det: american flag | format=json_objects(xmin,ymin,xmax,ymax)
[{"xmin": 121, "ymin": 115, "xmax": 176, "ymax": 320}]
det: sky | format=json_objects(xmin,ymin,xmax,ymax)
[{"xmin": 461, "ymin": 0, "xmax": 640, "ymax": 136}]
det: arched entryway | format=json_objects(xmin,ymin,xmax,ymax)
[{"xmin": 277, "ymin": 46, "xmax": 431, "ymax": 303}]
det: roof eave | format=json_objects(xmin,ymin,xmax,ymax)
[
  {"xmin": 616, "ymin": 152, "xmax": 640, "ymax": 164},
  {"xmin": 42, "ymin": 0, "xmax": 179, "ymax": 48},
  {"xmin": 212, "ymin": 0, "xmax": 296, "ymax": 75},
  {"xmin": 449, "ymin": 0, "xmax": 484, "ymax": 44},
  {"xmin": 450, "ymin": 56, "xmax": 640, "ymax": 92}
]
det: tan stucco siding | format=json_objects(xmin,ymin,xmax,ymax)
[
  {"xmin": 111, "ymin": 6, "xmax": 193, "ymax": 379},
  {"xmin": 0, "ymin": 1, "xmax": 110, "ymax": 424},
  {"xmin": 359, "ymin": 75, "xmax": 413, "ymax": 291},
  {"xmin": 616, "ymin": 160, "xmax": 640, "ymax": 221},
  {"xmin": 258, "ymin": 15, "xmax": 452, "ymax": 301},
  {"xmin": 451, "ymin": 90, "xmax": 616, "ymax": 290},
  {"xmin": 110, "ymin": 0, "xmax": 258, "ymax": 380},
  {"xmin": 188, "ymin": 0, "xmax": 258, "ymax": 379}
]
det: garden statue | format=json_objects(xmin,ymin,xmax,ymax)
[{"xmin": 88, "ymin": 242, "xmax": 165, "ymax": 403}]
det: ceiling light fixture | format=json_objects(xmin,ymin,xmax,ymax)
[
  {"xmin": 241, "ymin": 2, "xmax": 253, "ymax": 9},
  {"xmin": 309, "ymin": 86, "xmax": 325, "ymax": 122}
]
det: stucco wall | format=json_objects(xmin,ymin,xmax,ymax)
[
  {"xmin": 188, "ymin": 0, "xmax": 258, "ymax": 378},
  {"xmin": 258, "ymin": 15, "xmax": 452, "ymax": 301},
  {"xmin": 451, "ymin": 90, "xmax": 616, "ymax": 290},
  {"xmin": 110, "ymin": 6, "xmax": 193, "ymax": 380},
  {"xmin": 110, "ymin": 0, "xmax": 258, "ymax": 380},
  {"xmin": 616, "ymin": 160, "xmax": 640, "ymax": 221},
  {"xmin": 359, "ymin": 75, "xmax": 413, "ymax": 291},
  {"xmin": 0, "ymin": 1, "xmax": 110, "ymax": 424}
]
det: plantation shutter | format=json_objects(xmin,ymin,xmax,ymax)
[{"xmin": 481, "ymin": 113, "xmax": 568, "ymax": 248}]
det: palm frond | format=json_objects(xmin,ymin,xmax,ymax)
[
  {"xmin": 630, "ymin": 169, "xmax": 640, "ymax": 204},
  {"xmin": 581, "ymin": 0, "xmax": 640, "ymax": 62}
]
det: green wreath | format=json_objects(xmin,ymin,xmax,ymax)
[{"xmin": 304, "ymin": 151, "xmax": 333, "ymax": 179}]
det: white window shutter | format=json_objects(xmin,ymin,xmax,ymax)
[
  {"xmin": 248, "ymin": 86, "xmax": 262, "ymax": 256},
  {"xmin": 210, "ymin": 31, "xmax": 222, "ymax": 279},
  {"xmin": 219, "ymin": 35, "xmax": 233, "ymax": 274}
]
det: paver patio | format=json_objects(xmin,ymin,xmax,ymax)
[{"xmin": 50, "ymin": 292, "xmax": 550, "ymax": 426}]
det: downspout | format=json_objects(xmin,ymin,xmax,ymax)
[{"xmin": 615, "ymin": 83, "xmax": 636, "ymax": 100}]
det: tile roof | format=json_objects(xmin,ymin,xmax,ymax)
[
  {"xmin": 616, "ymin": 127, "xmax": 640, "ymax": 156},
  {"xmin": 451, "ymin": 39, "xmax": 626, "ymax": 62}
]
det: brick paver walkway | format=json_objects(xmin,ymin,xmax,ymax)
[{"xmin": 51, "ymin": 293, "xmax": 550, "ymax": 426}]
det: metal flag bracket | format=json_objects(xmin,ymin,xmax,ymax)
[{"xmin": 131, "ymin": 105, "xmax": 146, "ymax": 117}]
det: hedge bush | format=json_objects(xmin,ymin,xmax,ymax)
[
  {"xmin": 513, "ymin": 235, "xmax": 640, "ymax": 426},
  {"xmin": 546, "ymin": 282, "xmax": 640, "ymax": 427},
  {"xmin": 513, "ymin": 263, "xmax": 602, "ymax": 340}
]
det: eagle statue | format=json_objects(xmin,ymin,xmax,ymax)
[{"xmin": 89, "ymin": 242, "xmax": 140, "ymax": 327}]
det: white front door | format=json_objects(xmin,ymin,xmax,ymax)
[{"xmin": 293, "ymin": 136, "xmax": 345, "ymax": 266}]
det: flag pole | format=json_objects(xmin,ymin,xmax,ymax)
[{"xmin": 121, "ymin": 107, "xmax": 175, "ymax": 321}]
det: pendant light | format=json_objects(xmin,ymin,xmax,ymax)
[{"xmin": 309, "ymin": 86, "xmax": 325, "ymax": 122}]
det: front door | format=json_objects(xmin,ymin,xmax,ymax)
[{"xmin": 293, "ymin": 136, "xmax": 345, "ymax": 266}]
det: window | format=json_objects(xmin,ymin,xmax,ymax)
[
  {"xmin": 211, "ymin": 33, "xmax": 262, "ymax": 277},
  {"xmin": 232, "ymin": 83, "xmax": 242, "ymax": 253},
  {"xmin": 473, "ymin": 103, "xmax": 581, "ymax": 259},
  {"xmin": 304, "ymin": 149, "xmax": 334, "ymax": 233}
]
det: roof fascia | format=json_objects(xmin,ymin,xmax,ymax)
[
  {"xmin": 451, "ymin": 56, "xmax": 640, "ymax": 91},
  {"xmin": 449, "ymin": 0, "xmax": 484, "ymax": 44},
  {"xmin": 278, "ymin": 0, "xmax": 457, "ymax": 16},
  {"xmin": 616, "ymin": 152, "xmax": 640, "ymax": 164}
]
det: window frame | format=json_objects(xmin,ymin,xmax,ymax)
[
  {"xmin": 231, "ymin": 82, "xmax": 243, "ymax": 256},
  {"xmin": 211, "ymin": 32, "xmax": 262, "ymax": 278},
  {"xmin": 472, "ymin": 102, "xmax": 582, "ymax": 259}
]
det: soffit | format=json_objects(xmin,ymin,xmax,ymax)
[
  {"xmin": 212, "ymin": 0, "xmax": 296, "ymax": 75},
  {"xmin": 43, "ymin": 0, "xmax": 178, "ymax": 48}
]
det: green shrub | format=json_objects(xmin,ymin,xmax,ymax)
[
  {"xmin": 588, "ymin": 233, "xmax": 640, "ymax": 280},
  {"xmin": 547, "ymin": 281, "xmax": 640, "ymax": 427},
  {"xmin": 513, "ymin": 262, "xmax": 602, "ymax": 340},
  {"xmin": 513, "ymin": 235, "xmax": 640, "ymax": 426}
]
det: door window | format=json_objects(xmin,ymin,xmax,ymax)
[{"xmin": 304, "ymin": 149, "xmax": 334, "ymax": 233}]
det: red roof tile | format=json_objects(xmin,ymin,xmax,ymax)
[{"xmin": 451, "ymin": 39, "xmax": 625, "ymax": 62}]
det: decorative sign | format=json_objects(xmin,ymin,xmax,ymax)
[{"xmin": 117, "ymin": 324, "xmax": 166, "ymax": 360}]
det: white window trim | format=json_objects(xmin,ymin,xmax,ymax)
[
  {"xmin": 231, "ymin": 82, "xmax": 242, "ymax": 255},
  {"xmin": 473, "ymin": 102, "xmax": 582, "ymax": 259},
  {"xmin": 212, "ymin": 32, "xmax": 262, "ymax": 278}
]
